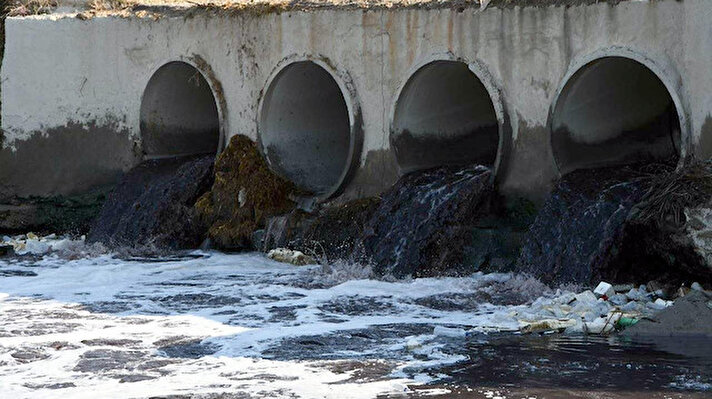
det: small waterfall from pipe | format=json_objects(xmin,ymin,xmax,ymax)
[
  {"xmin": 87, "ymin": 155, "xmax": 214, "ymax": 252},
  {"xmin": 360, "ymin": 165, "xmax": 497, "ymax": 278}
]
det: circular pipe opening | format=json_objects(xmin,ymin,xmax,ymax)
[
  {"xmin": 258, "ymin": 61, "xmax": 354, "ymax": 196},
  {"xmin": 140, "ymin": 61, "xmax": 220, "ymax": 158},
  {"xmin": 551, "ymin": 57, "xmax": 681, "ymax": 174},
  {"xmin": 391, "ymin": 60, "xmax": 500, "ymax": 174}
]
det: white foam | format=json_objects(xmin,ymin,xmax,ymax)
[{"xmin": 0, "ymin": 251, "xmax": 567, "ymax": 397}]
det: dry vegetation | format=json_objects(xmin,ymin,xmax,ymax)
[
  {"xmin": 7, "ymin": 0, "xmax": 58, "ymax": 16},
  {"xmin": 636, "ymin": 160, "xmax": 712, "ymax": 228},
  {"xmin": 86, "ymin": 0, "xmax": 135, "ymax": 11},
  {"xmin": 5, "ymin": 0, "xmax": 484, "ymax": 17},
  {"xmin": 2, "ymin": 0, "xmax": 634, "ymax": 18}
]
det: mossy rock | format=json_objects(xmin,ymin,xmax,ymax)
[
  {"xmin": 195, "ymin": 135, "xmax": 304, "ymax": 250},
  {"xmin": 0, "ymin": 191, "xmax": 108, "ymax": 236}
]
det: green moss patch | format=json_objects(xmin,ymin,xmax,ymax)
[{"xmin": 195, "ymin": 135, "xmax": 304, "ymax": 250}]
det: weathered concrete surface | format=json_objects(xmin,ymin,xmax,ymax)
[
  {"xmin": 0, "ymin": 121, "xmax": 140, "ymax": 199},
  {"xmin": 258, "ymin": 60, "xmax": 358, "ymax": 196},
  {"xmin": 2, "ymin": 0, "xmax": 712, "ymax": 202},
  {"xmin": 140, "ymin": 61, "xmax": 220, "ymax": 158},
  {"xmin": 551, "ymin": 57, "xmax": 681, "ymax": 174}
]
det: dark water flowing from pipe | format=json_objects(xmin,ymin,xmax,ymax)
[
  {"xmin": 87, "ymin": 155, "xmax": 214, "ymax": 251},
  {"xmin": 360, "ymin": 165, "xmax": 494, "ymax": 278}
]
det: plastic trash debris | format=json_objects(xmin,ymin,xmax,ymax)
[
  {"xmin": 613, "ymin": 284, "xmax": 634, "ymax": 293},
  {"xmin": 655, "ymin": 298, "xmax": 673, "ymax": 307},
  {"xmin": 621, "ymin": 301, "xmax": 642, "ymax": 312},
  {"xmin": 616, "ymin": 317, "xmax": 639, "ymax": 329},
  {"xmin": 574, "ymin": 290, "xmax": 598, "ymax": 305},
  {"xmin": 583, "ymin": 312, "xmax": 621, "ymax": 335},
  {"xmin": 647, "ymin": 298, "xmax": 673, "ymax": 310},
  {"xmin": 676, "ymin": 286, "xmax": 691, "ymax": 298},
  {"xmin": 520, "ymin": 319, "xmax": 577, "ymax": 334},
  {"xmin": 266, "ymin": 248, "xmax": 315, "ymax": 266},
  {"xmin": 563, "ymin": 318, "xmax": 585, "ymax": 334},
  {"xmin": 626, "ymin": 288, "xmax": 649, "ymax": 302},
  {"xmin": 608, "ymin": 294, "xmax": 628, "ymax": 306},
  {"xmin": 50, "ymin": 239, "xmax": 77, "ymax": 253},
  {"xmin": 594, "ymin": 282, "xmax": 615, "ymax": 299},
  {"xmin": 691, "ymin": 282, "xmax": 704, "ymax": 292},
  {"xmin": 19, "ymin": 239, "xmax": 51, "ymax": 255},
  {"xmin": 433, "ymin": 326, "xmax": 467, "ymax": 338},
  {"xmin": 554, "ymin": 292, "xmax": 576, "ymax": 305},
  {"xmin": 507, "ymin": 281, "xmax": 676, "ymax": 337}
]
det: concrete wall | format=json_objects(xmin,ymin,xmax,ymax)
[{"xmin": 2, "ymin": 0, "xmax": 711, "ymax": 202}]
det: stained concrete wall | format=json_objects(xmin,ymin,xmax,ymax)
[{"xmin": 1, "ymin": 0, "xmax": 711, "ymax": 201}]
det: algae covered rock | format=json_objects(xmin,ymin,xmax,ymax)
[
  {"xmin": 0, "ymin": 191, "xmax": 107, "ymax": 236},
  {"xmin": 195, "ymin": 135, "xmax": 303, "ymax": 250}
]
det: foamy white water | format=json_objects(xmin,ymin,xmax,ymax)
[{"xmin": 0, "ymin": 250, "xmax": 554, "ymax": 398}]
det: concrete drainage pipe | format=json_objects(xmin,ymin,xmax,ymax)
[
  {"xmin": 551, "ymin": 57, "xmax": 681, "ymax": 174},
  {"xmin": 140, "ymin": 61, "xmax": 220, "ymax": 159},
  {"xmin": 259, "ymin": 61, "xmax": 357, "ymax": 197},
  {"xmin": 392, "ymin": 60, "xmax": 500, "ymax": 174}
]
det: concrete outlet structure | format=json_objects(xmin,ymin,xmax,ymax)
[
  {"xmin": 2, "ymin": 0, "xmax": 712, "ymax": 203},
  {"xmin": 551, "ymin": 57, "xmax": 681, "ymax": 174},
  {"xmin": 140, "ymin": 61, "xmax": 221, "ymax": 158},
  {"xmin": 392, "ymin": 60, "xmax": 499, "ymax": 174},
  {"xmin": 258, "ymin": 60, "xmax": 357, "ymax": 196}
]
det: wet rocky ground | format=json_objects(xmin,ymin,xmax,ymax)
[{"xmin": 0, "ymin": 251, "xmax": 710, "ymax": 398}]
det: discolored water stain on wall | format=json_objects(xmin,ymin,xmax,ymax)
[
  {"xmin": 392, "ymin": 126, "xmax": 499, "ymax": 175},
  {"xmin": 0, "ymin": 120, "xmax": 141, "ymax": 200},
  {"xmin": 498, "ymin": 118, "xmax": 558, "ymax": 202},
  {"xmin": 699, "ymin": 115, "xmax": 712, "ymax": 160},
  {"xmin": 338, "ymin": 149, "xmax": 400, "ymax": 203}
]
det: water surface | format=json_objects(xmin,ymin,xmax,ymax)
[{"xmin": 0, "ymin": 252, "xmax": 709, "ymax": 398}]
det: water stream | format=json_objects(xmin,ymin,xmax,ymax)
[
  {"xmin": 1, "ymin": 160, "xmax": 711, "ymax": 397},
  {"xmin": 0, "ymin": 251, "xmax": 710, "ymax": 398}
]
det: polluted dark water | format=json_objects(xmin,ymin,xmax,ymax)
[
  {"xmin": 0, "ymin": 249, "xmax": 710, "ymax": 398},
  {"xmin": 438, "ymin": 334, "xmax": 712, "ymax": 393}
]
